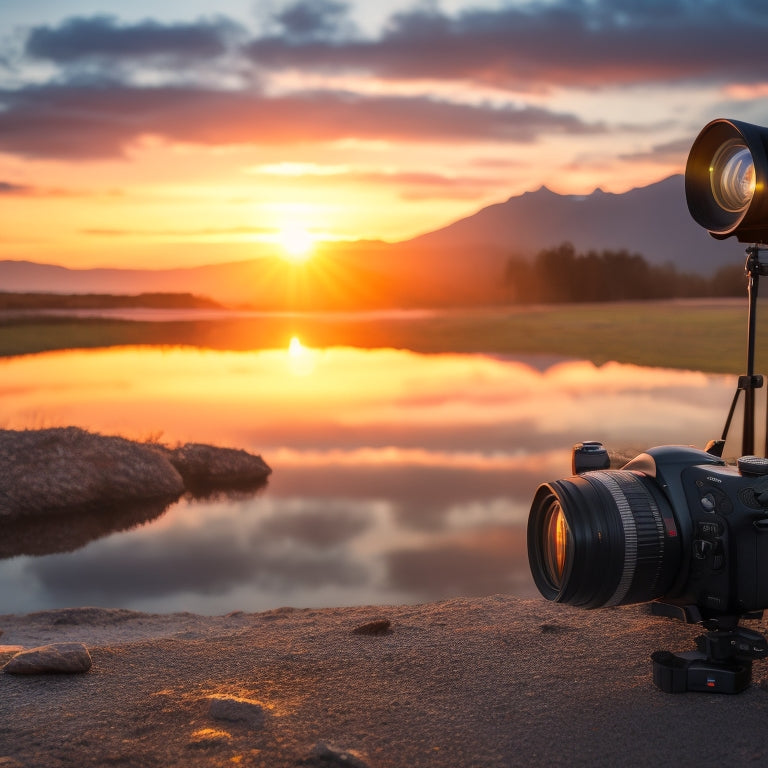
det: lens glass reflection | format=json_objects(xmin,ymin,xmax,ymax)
[
  {"xmin": 543, "ymin": 502, "xmax": 569, "ymax": 588},
  {"xmin": 710, "ymin": 139, "xmax": 756, "ymax": 213}
]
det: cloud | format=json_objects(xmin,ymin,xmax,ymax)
[
  {"xmin": 0, "ymin": 82, "xmax": 600, "ymax": 159},
  {"xmin": 0, "ymin": 181, "xmax": 33, "ymax": 195},
  {"xmin": 620, "ymin": 137, "xmax": 693, "ymax": 163},
  {"xmin": 273, "ymin": 0, "xmax": 357, "ymax": 41},
  {"xmin": 243, "ymin": 0, "xmax": 768, "ymax": 90},
  {"xmin": 24, "ymin": 14, "xmax": 243, "ymax": 64},
  {"xmin": 79, "ymin": 226, "xmax": 273, "ymax": 238}
]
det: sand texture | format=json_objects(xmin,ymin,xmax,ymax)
[{"xmin": 2, "ymin": 597, "xmax": 768, "ymax": 767}]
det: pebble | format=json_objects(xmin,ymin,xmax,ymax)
[
  {"xmin": 2, "ymin": 642, "xmax": 92, "ymax": 675},
  {"xmin": 352, "ymin": 619, "xmax": 391, "ymax": 636},
  {"xmin": 300, "ymin": 741, "xmax": 370, "ymax": 767},
  {"xmin": 208, "ymin": 694, "xmax": 266, "ymax": 727},
  {"xmin": 188, "ymin": 728, "xmax": 232, "ymax": 747}
]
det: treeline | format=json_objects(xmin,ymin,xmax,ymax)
[{"xmin": 504, "ymin": 243, "xmax": 745, "ymax": 303}]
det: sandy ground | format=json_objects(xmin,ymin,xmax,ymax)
[{"xmin": 2, "ymin": 596, "xmax": 768, "ymax": 767}]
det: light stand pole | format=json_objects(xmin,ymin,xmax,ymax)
[{"xmin": 709, "ymin": 246, "xmax": 768, "ymax": 458}]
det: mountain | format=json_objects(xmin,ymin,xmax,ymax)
[
  {"xmin": 405, "ymin": 175, "xmax": 740, "ymax": 276},
  {"xmin": 0, "ymin": 175, "xmax": 747, "ymax": 308}
]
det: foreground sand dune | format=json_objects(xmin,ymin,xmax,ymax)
[{"xmin": 2, "ymin": 596, "xmax": 768, "ymax": 767}]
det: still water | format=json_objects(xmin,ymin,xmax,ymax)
[{"xmin": 0, "ymin": 343, "xmax": 739, "ymax": 615}]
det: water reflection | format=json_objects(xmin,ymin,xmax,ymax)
[
  {"xmin": 0, "ymin": 499, "xmax": 173, "ymax": 558},
  {"xmin": 0, "ymin": 346, "xmax": 738, "ymax": 615}
]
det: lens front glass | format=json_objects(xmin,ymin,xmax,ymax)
[
  {"xmin": 543, "ymin": 501, "xmax": 569, "ymax": 588},
  {"xmin": 710, "ymin": 139, "xmax": 755, "ymax": 213}
]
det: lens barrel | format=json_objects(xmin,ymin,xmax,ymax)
[{"xmin": 528, "ymin": 470, "xmax": 681, "ymax": 608}]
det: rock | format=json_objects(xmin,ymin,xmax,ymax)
[
  {"xmin": 3, "ymin": 642, "xmax": 92, "ymax": 675},
  {"xmin": 352, "ymin": 619, "xmax": 391, "ymax": 636},
  {"xmin": 208, "ymin": 694, "xmax": 266, "ymax": 727},
  {"xmin": 300, "ymin": 742, "xmax": 370, "ymax": 767},
  {"xmin": 166, "ymin": 442, "xmax": 271, "ymax": 491},
  {"xmin": 0, "ymin": 427, "xmax": 184, "ymax": 518},
  {"xmin": 0, "ymin": 427, "xmax": 272, "ymax": 519},
  {"xmin": 188, "ymin": 728, "xmax": 232, "ymax": 747}
]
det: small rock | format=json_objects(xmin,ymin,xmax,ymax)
[
  {"xmin": 188, "ymin": 728, "xmax": 232, "ymax": 747},
  {"xmin": 300, "ymin": 741, "xmax": 370, "ymax": 767},
  {"xmin": 352, "ymin": 619, "xmax": 391, "ymax": 636},
  {"xmin": 540, "ymin": 623, "xmax": 570, "ymax": 634},
  {"xmin": 208, "ymin": 694, "xmax": 266, "ymax": 727},
  {"xmin": 3, "ymin": 642, "xmax": 92, "ymax": 675},
  {"xmin": 167, "ymin": 443, "xmax": 271, "ymax": 490}
]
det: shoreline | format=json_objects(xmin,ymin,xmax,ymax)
[{"xmin": 2, "ymin": 596, "xmax": 768, "ymax": 766}]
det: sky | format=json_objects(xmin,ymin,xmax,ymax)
[{"xmin": 3, "ymin": 0, "xmax": 768, "ymax": 269}]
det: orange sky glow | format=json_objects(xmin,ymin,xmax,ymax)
[{"xmin": 2, "ymin": 1, "xmax": 768, "ymax": 269}]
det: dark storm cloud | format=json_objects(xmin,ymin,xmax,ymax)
[
  {"xmin": 244, "ymin": 0, "xmax": 768, "ymax": 89},
  {"xmin": 24, "ymin": 14, "xmax": 243, "ymax": 63},
  {"xmin": 0, "ymin": 82, "xmax": 599, "ymax": 158}
]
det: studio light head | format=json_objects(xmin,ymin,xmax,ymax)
[{"xmin": 686, "ymin": 118, "xmax": 768, "ymax": 243}]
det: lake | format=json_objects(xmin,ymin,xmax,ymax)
[{"xmin": 0, "ymin": 342, "xmax": 741, "ymax": 615}]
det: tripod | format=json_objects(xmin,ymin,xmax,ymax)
[{"xmin": 707, "ymin": 245, "xmax": 768, "ymax": 459}]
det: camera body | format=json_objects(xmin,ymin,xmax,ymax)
[
  {"xmin": 527, "ymin": 443, "xmax": 768, "ymax": 619},
  {"xmin": 638, "ymin": 446, "xmax": 768, "ymax": 616}
]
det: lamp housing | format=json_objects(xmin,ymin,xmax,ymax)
[{"xmin": 685, "ymin": 118, "xmax": 768, "ymax": 243}]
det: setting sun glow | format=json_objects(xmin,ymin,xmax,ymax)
[{"xmin": 277, "ymin": 225, "xmax": 315, "ymax": 263}]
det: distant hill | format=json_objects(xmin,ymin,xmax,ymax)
[
  {"xmin": 406, "ymin": 175, "xmax": 739, "ymax": 275},
  {"xmin": 0, "ymin": 175, "xmax": 747, "ymax": 308},
  {"xmin": 0, "ymin": 292, "xmax": 222, "ymax": 310}
]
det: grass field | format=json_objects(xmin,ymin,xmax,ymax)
[{"xmin": 0, "ymin": 298, "xmax": 763, "ymax": 374}]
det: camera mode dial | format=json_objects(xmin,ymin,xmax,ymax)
[{"xmin": 737, "ymin": 456, "xmax": 768, "ymax": 476}]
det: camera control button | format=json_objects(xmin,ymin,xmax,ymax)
[
  {"xmin": 694, "ymin": 539, "xmax": 713, "ymax": 559},
  {"xmin": 738, "ymin": 456, "xmax": 768, "ymax": 476},
  {"xmin": 701, "ymin": 493, "xmax": 717, "ymax": 513}
]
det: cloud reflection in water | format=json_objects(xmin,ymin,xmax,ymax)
[{"xmin": 0, "ymin": 346, "xmax": 737, "ymax": 614}]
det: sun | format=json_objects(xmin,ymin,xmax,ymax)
[{"xmin": 276, "ymin": 224, "xmax": 315, "ymax": 263}]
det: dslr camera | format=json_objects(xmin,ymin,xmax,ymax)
[{"xmin": 528, "ymin": 119, "xmax": 768, "ymax": 694}]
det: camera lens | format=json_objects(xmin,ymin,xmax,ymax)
[
  {"xmin": 542, "ymin": 500, "xmax": 570, "ymax": 589},
  {"xmin": 710, "ymin": 139, "xmax": 755, "ymax": 214},
  {"xmin": 528, "ymin": 471, "xmax": 681, "ymax": 608}
]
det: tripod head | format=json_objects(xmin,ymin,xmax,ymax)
[{"xmin": 650, "ymin": 606, "xmax": 768, "ymax": 694}]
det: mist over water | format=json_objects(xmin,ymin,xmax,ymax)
[{"xmin": 0, "ymin": 345, "xmax": 739, "ymax": 614}]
